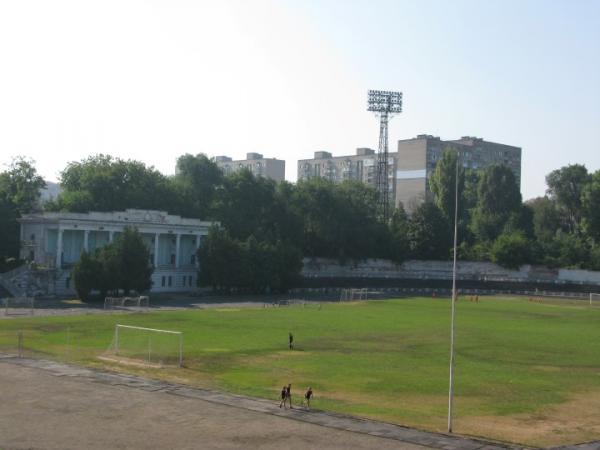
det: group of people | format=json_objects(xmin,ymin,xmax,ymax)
[{"xmin": 279, "ymin": 384, "xmax": 313, "ymax": 409}]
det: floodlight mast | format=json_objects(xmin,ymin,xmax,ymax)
[{"xmin": 367, "ymin": 90, "xmax": 402, "ymax": 221}]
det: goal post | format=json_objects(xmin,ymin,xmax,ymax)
[
  {"xmin": 109, "ymin": 324, "xmax": 183, "ymax": 367},
  {"xmin": 590, "ymin": 293, "xmax": 600, "ymax": 306},
  {"xmin": 339, "ymin": 288, "xmax": 368, "ymax": 302},
  {"xmin": 104, "ymin": 296, "xmax": 150, "ymax": 310},
  {"xmin": 3, "ymin": 297, "xmax": 34, "ymax": 316}
]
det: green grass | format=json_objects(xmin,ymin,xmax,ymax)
[{"xmin": 1, "ymin": 296, "xmax": 599, "ymax": 446}]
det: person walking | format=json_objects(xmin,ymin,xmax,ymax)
[
  {"xmin": 279, "ymin": 385, "xmax": 287, "ymax": 408},
  {"xmin": 303, "ymin": 386, "xmax": 313, "ymax": 409},
  {"xmin": 288, "ymin": 332, "xmax": 294, "ymax": 350}
]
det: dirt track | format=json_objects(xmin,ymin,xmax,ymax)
[{"xmin": 0, "ymin": 360, "xmax": 432, "ymax": 450}]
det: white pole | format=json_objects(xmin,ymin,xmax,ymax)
[
  {"xmin": 115, "ymin": 325, "xmax": 119, "ymax": 355},
  {"xmin": 590, "ymin": 293, "xmax": 593, "ymax": 307},
  {"xmin": 179, "ymin": 334, "xmax": 183, "ymax": 367},
  {"xmin": 448, "ymin": 157, "xmax": 459, "ymax": 433}
]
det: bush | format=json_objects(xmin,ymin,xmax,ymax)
[{"xmin": 491, "ymin": 232, "xmax": 530, "ymax": 269}]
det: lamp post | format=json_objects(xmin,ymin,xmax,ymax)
[{"xmin": 448, "ymin": 157, "xmax": 459, "ymax": 433}]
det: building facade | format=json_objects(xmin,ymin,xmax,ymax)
[
  {"xmin": 298, "ymin": 136, "xmax": 521, "ymax": 211},
  {"xmin": 395, "ymin": 135, "xmax": 521, "ymax": 209},
  {"xmin": 215, "ymin": 153, "xmax": 285, "ymax": 182},
  {"xmin": 18, "ymin": 209, "xmax": 213, "ymax": 295}
]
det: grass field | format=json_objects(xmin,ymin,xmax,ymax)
[{"xmin": 1, "ymin": 296, "xmax": 599, "ymax": 447}]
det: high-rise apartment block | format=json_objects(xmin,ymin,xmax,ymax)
[
  {"xmin": 298, "ymin": 135, "xmax": 521, "ymax": 210},
  {"xmin": 215, "ymin": 153, "xmax": 285, "ymax": 182}
]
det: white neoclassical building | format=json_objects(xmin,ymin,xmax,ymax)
[{"xmin": 18, "ymin": 209, "xmax": 214, "ymax": 295}]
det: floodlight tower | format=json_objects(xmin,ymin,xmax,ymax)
[{"xmin": 367, "ymin": 90, "xmax": 402, "ymax": 221}]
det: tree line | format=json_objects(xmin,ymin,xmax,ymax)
[{"xmin": 0, "ymin": 152, "xmax": 598, "ymax": 294}]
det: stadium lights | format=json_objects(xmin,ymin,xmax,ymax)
[{"xmin": 367, "ymin": 90, "xmax": 403, "ymax": 114}]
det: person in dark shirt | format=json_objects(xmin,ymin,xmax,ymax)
[
  {"xmin": 304, "ymin": 387, "xmax": 313, "ymax": 409},
  {"xmin": 279, "ymin": 385, "xmax": 287, "ymax": 408},
  {"xmin": 289, "ymin": 332, "xmax": 294, "ymax": 350}
]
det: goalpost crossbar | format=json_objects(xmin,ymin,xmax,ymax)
[{"xmin": 114, "ymin": 324, "xmax": 183, "ymax": 367}]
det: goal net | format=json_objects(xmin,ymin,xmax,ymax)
[
  {"xmin": 3, "ymin": 297, "xmax": 34, "ymax": 316},
  {"xmin": 104, "ymin": 296, "xmax": 150, "ymax": 310},
  {"xmin": 102, "ymin": 324, "xmax": 183, "ymax": 367},
  {"xmin": 590, "ymin": 293, "xmax": 600, "ymax": 306},
  {"xmin": 339, "ymin": 288, "xmax": 368, "ymax": 302}
]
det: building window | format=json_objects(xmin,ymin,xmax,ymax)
[
  {"xmin": 171, "ymin": 254, "xmax": 176, "ymax": 264},
  {"xmin": 30, "ymin": 233, "xmax": 36, "ymax": 241},
  {"xmin": 190, "ymin": 255, "xmax": 195, "ymax": 265},
  {"xmin": 168, "ymin": 276, "xmax": 172, "ymax": 287},
  {"xmin": 66, "ymin": 277, "xmax": 70, "ymax": 289},
  {"xmin": 161, "ymin": 276, "xmax": 166, "ymax": 287},
  {"xmin": 189, "ymin": 275, "xmax": 193, "ymax": 286}
]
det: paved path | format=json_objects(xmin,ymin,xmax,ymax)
[
  {"xmin": 0, "ymin": 354, "xmax": 515, "ymax": 450},
  {"xmin": 1, "ymin": 354, "xmax": 597, "ymax": 450}
]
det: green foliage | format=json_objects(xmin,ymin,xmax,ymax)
[
  {"xmin": 429, "ymin": 150, "xmax": 464, "ymax": 223},
  {"xmin": 388, "ymin": 206, "xmax": 410, "ymax": 263},
  {"xmin": 172, "ymin": 153, "xmax": 224, "ymax": 219},
  {"xmin": 528, "ymin": 196, "xmax": 562, "ymax": 242},
  {"xmin": 491, "ymin": 232, "xmax": 531, "ymax": 269},
  {"xmin": 291, "ymin": 178, "xmax": 388, "ymax": 260},
  {"xmin": 72, "ymin": 227, "xmax": 153, "ymax": 299},
  {"xmin": 546, "ymin": 164, "xmax": 590, "ymax": 234},
  {"xmin": 407, "ymin": 201, "xmax": 451, "ymax": 260},
  {"xmin": 581, "ymin": 170, "xmax": 600, "ymax": 243},
  {"xmin": 471, "ymin": 164, "xmax": 522, "ymax": 241},
  {"xmin": 0, "ymin": 157, "xmax": 45, "ymax": 265},
  {"xmin": 51, "ymin": 154, "xmax": 178, "ymax": 213},
  {"xmin": 197, "ymin": 226, "xmax": 302, "ymax": 293}
]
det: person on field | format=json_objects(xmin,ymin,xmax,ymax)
[
  {"xmin": 279, "ymin": 385, "xmax": 287, "ymax": 408},
  {"xmin": 303, "ymin": 386, "xmax": 313, "ymax": 409},
  {"xmin": 289, "ymin": 332, "xmax": 294, "ymax": 350}
]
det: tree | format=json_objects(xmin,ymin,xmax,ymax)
[
  {"xmin": 51, "ymin": 154, "xmax": 178, "ymax": 214},
  {"xmin": 72, "ymin": 227, "xmax": 153, "ymax": 299},
  {"xmin": 388, "ymin": 206, "xmax": 410, "ymax": 263},
  {"xmin": 0, "ymin": 157, "xmax": 46, "ymax": 267},
  {"xmin": 528, "ymin": 196, "xmax": 562, "ymax": 243},
  {"xmin": 173, "ymin": 154, "xmax": 224, "ymax": 219},
  {"xmin": 72, "ymin": 251, "xmax": 103, "ymax": 301},
  {"xmin": 491, "ymin": 232, "xmax": 530, "ymax": 269},
  {"xmin": 429, "ymin": 150, "xmax": 465, "ymax": 223},
  {"xmin": 0, "ymin": 157, "xmax": 46, "ymax": 214},
  {"xmin": 471, "ymin": 164, "xmax": 522, "ymax": 242},
  {"xmin": 197, "ymin": 227, "xmax": 302, "ymax": 293},
  {"xmin": 581, "ymin": 170, "xmax": 600, "ymax": 243},
  {"xmin": 407, "ymin": 201, "xmax": 451, "ymax": 260},
  {"xmin": 546, "ymin": 164, "xmax": 590, "ymax": 234}
]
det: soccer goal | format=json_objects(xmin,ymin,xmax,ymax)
[
  {"xmin": 590, "ymin": 293, "xmax": 600, "ymax": 306},
  {"xmin": 3, "ymin": 297, "xmax": 34, "ymax": 316},
  {"xmin": 104, "ymin": 296, "xmax": 150, "ymax": 310},
  {"xmin": 339, "ymin": 288, "xmax": 368, "ymax": 302},
  {"xmin": 102, "ymin": 324, "xmax": 183, "ymax": 367}
]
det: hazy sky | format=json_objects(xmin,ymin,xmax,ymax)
[{"xmin": 1, "ymin": 0, "xmax": 598, "ymax": 200}]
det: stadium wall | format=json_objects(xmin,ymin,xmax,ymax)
[{"xmin": 301, "ymin": 258, "xmax": 600, "ymax": 287}]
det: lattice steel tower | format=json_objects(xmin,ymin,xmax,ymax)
[{"xmin": 367, "ymin": 90, "xmax": 402, "ymax": 221}]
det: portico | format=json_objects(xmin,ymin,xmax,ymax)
[{"xmin": 18, "ymin": 209, "xmax": 213, "ymax": 294}]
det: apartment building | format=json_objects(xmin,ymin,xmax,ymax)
[
  {"xmin": 298, "ymin": 135, "xmax": 522, "ymax": 211},
  {"xmin": 214, "ymin": 153, "xmax": 285, "ymax": 182}
]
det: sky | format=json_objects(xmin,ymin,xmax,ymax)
[{"xmin": 0, "ymin": 0, "xmax": 598, "ymax": 200}]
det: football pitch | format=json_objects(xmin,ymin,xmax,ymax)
[{"xmin": 1, "ymin": 296, "xmax": 599, "ymax": 447}]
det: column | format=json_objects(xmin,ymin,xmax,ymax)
[
  {"xmin": 175, "ymin": 234, "xmax": 181, "ymax": 268},
  {"xmin": 56, "ymin": 228, "xmax": 63, "ymax": 269},
  {"xmin": 154, "ymin": 233, "xmax": 159, "ymax": 267},
  {"xmin": 195, "ymin": 234, "xmax": 202, "ymax": 267},
  {"xmin": 83, "ymin": 230, "xmax": 89, "ymax": 252}
]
